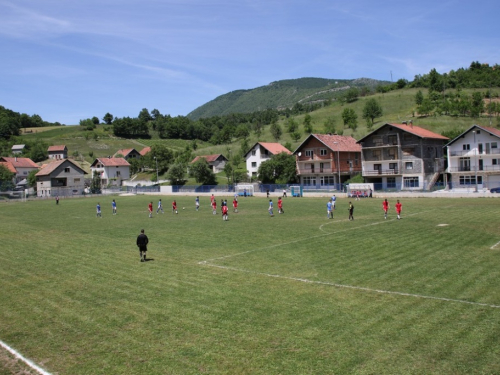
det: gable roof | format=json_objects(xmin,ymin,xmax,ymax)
[
  {"xmin": 36, "ymin": 159, "xmax": 87, "ymax": 177},
  {"xmin": 445, "ymin": 124, "xmax": 500, "ymax": 146},
  {"xmin": 113, "ymin": 148, "xmax": 139, "ymax": 157},
  {"xmin": 357, "ymin": 123, "xmax": 449, "ymax": 143},
  {"xmin": 48, "ymin": 145, "xmax": 67, "ymax": 152},
  {"xmin": 0, "ymin": 157, "xmax": 39, "ymax": 168},
  {"xmin": 245, "ymin": 142, "xmax": 292, "ymax": 157},
  {"xmin": 139, "ymin": 147, "xmax": 151, "ymax": 156},
  {"xmin": 91, "ymin": 157, "xmax": 131, "ymax": 167},
  {"xmin": 0, "ymin": 161, "xmax": 17, "ymax": 173},
  {"xmin": 294, "ymin": 134, "xmax": 361, "ymax": 153},
  {"xmin": 11, "ymin": 144, "xmax": 25, "ymax": 150},
  {"xmin": 190, "ymin": 154, "xmax": 227, "ymax": 164}
]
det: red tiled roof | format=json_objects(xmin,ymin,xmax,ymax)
[
  {"xmin": 386, "ymin": 123, "xmax": 449, "ymax": 140},
  {"xmin": 0, "ymin": 157, "xmax": 39, "ymax": 168},
  {"xmin": 313, "ymin": 134, "xmax": 361, "ymax": 152},
  {"xmin": 92, "ymin": 157, "xmax": 130, "ymax": 167},
  {"xmin": 48, "ymin": 145, "xmax": 67, "ymax": 152},
  {"xmin": 114, "ymin": 148, "xmax": 137, "ymax": 157},
  {"xmin": 258, "ymin": 143, "xmax": 292, "ymax": 155},
  {"xmin": 36, "ymin": 159, "xmax": 87, "ymax": 176},
  {"xmin": 139, "ymin": 147, "xmax": 151, "ymax": 156},
  {"xmin": 190, "ymin": 154, "xmax": 225, "ymax": 164},
  {"xmin": 0, "ymin": 161, "xmax": 16, "ymax": 173},
  {"xmin": 480, "ymin": 126, "xmax": 500, "ymax": 138}
]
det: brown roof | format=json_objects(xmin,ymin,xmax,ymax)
[
  {"xmin": 0, "ymin": 161, "xmax": 17, "ymax": 173},
  {"xmin": 48, "ymin": 145, "xmax": 67, "ymax": 152},
  {"xmin": 113, "ymin": 148, "xmax": 139, "ymax": 157},
  {"xmin": 387, "ymin": 123, "xmax": 449, "ymax": 140},
  {"xmin": 190, "ymin": 154, "xmax": 226, "ymax": 164},
  {"xmin": 0, "ymin": 157, "xmax": 39, "ymax": 168},
  {"xmin": 139, "ymin": 147, "xmax": 151, "ymax": 156},
  {"xmin": 479, "ymin": 125, "xmax": 500, "ymax": 138},
  {"xmin": 36, "ymin": 159, "xmax": 87, "ymax": 177},
  {"xmin": 310, "ymin": 134, "xmax": 361, "ymax": 152},
  {"xmin": 92, "ymin": 157, "xmax": 131, "ymax": 167},
  {"xmin": 257, "ymin": 142, "xmax": 292, "ymax": 155}
]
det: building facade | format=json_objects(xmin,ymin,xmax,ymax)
[
  {"xmin": 48, "ymin": 145, "xmax": 68, "ymax": 160},
  {"xmin": 35, "ymin": 159, "xmax": 87, "ymax": 197},
  {"xmin": 357, "ymin": 123, "xmax": 448, "ymax": 190},
  {"xmin": 294, "ymin": 134, "xmax": 362, "ymax": 187},
  {"xmin": 445, "ymin": 125, "xmax": 500, "ymax": 190},
  {"xmin": 190, "ymin": 154, "xmax": 228, "ymax": 173},
  {"xmin": 90, "ymin": 157, "xmax": 130, "ymax": 187},
  {"xmin": 244, "ymin": 142, "xmax": 292, "ymax": 178},
  {"xmin": 0, "ymin": 157, "xmax": 39, "ymax": 183}
]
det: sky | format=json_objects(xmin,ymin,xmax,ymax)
[{"xmin": 0, "ymin": 0, "xmax": 499, "ymax": 125}]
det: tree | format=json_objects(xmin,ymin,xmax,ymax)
[
  {"xmin": 341, "ymin": 108, "xmax": 358, "ymax": 130},
  {"xmin": 291, "ymin": 131, "xmax": 301, "ymax": 142},
  {"xmin": 103, "ymin": 113, "xmax": 114, "ymax": 125},
  {"xmin": 90, "ymin": 171, "xmax": 101, "ymax": 193},
  {"xmin": 138, "ymin": 108, "xmax": 152, "ymax": 125},
  {"xmin": 415, "ymin": 90, "xmax": 424, "ymax": 106},
  {"xmin": 92, "ymin": 116, "xmax": 100, "ymax": 125},
  {"xmin": 167, "ymin": 163, "xmax": 186, "ymax": 185},
  {"xmin": 418, "ymin": 97, "xmax": 435, "ymax": 116},
  {"xmin": 286, "ymin": 117, "xmax": 298, "ymax": 133},
  {"xmin": 80, "ymin": 118, "xmax": 96, "ymax": 130},
  {"xmin": 28, "ymin": 140, "xmax": 48, "ymax": 162},
  {"xmin": 27, "ymin": 169, "xmax": 38, "ymax": 190},
  {"xmin": 258, "ymin": 153, "xmax": 298, "ymax": 184},
  {"xmin": 303, "ymin": 114, "xmax": 313, "ymax": 133},
  {"xmin": 270, "ymin": 122, "xmax": 283, "ymax": 141},
  {"xmin": 323, "ymin": 116, "xmax": 336, "ymax": 134},
  {"xmin": 0, "ymin": 164, "xmax": 15, "ymax": 191},
  {"xmin": 189, "ymin": 158, "xmax": 216, "ymax": 185},
  {"xmin": 343, "ymin": 87, "xmax": 359, "ymax": 103},
  {"xmin": 362, "ymin": 98, "xmax": 383, "ymax": 125},
  {"xmin": 150, "ymin": 144, "xmax": 174, "ymax": 174}
]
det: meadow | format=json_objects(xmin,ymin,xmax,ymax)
[{"xmin": 1, "ymin": 195, "xmax": 500, "ymax": 374}]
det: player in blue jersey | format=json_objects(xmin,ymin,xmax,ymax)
[
  {"xmin": 268, "ymin": 199, "xmax": 274, "ymax": 217},
  {"xmin": 327, "ymin": 200, "xmax": 333, "ymax": 219},
  {"xmin": 96, "ymin": 202, "xmax": 102, "ymax": 218},
  {"xmin": 112, "ymin": 199, "xmax": 117, "ymax": 215}
]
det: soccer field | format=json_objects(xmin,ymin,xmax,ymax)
[{"xmin": 1, "ymin": 195, "xmax": 500, "ymax": 374}]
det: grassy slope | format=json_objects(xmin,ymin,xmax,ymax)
[{"xmin": 1, "ymin": 196, "xmax": 500, "ymax": 374}]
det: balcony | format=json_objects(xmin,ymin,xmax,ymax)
[
  {"xmin": 448, "ymin": 165, "xmax": 500, "ymax": 173},
  {"xmin": 449, "ymin": 149, "xmax": 500, "ymax": 157},
  {"xmin": 363, "ymin": 169, "xmax": 400, "ymax": 176}
]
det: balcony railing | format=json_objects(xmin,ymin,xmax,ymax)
[
  {"xmin": 363, "ymin": 169, "xmax": 400, "ymax": 176},
  {"xmin": 449, "ymin": 149, "xmax": 500, "ymax": 157},
  {"xmin": 448, "ymin": 165, "xmax": 500, "ymax": 173}
]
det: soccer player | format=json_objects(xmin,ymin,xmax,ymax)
[
  {"xmin": 278, "ymin": 197, "xmax": 284, "ymax": 214},
  {"xmin": 112, "ymin": 199, "xmax": 117, "ymax": 215},
  {"xmin": 268, "ymin": 199, "xmax": 274, "ymax": 217},
  {"xmin": 56, "ymin": 196, "xmax": 59, "ymax": 205},
  {"xmin": 327, "ymin": 200, "xmax": 333, "ymax": 219},
  {"xmin": 212, "ymin": 199, "xmax": 217, "ymax": 215},
  {"xmin": 136, "ymin": 229, "xmax": 149, "ymax": 262},
  {"xmin": 157, "ymin": 199, "xmax": 164, "ymax": 214},
  {"xmin": 210, "ymin": 194, "xmax": 215, "ymax": 208},
  {"xmin": 331, "ymin": 194, "xmax": 336, "ymax": 210},
  {"xmin": 283, "ymin": 188, "xmax": 287, "ymax": 198},
  {"xmin": 395, "ymin": 200, "xmax": 402, "ymax": 220},
  {"xmin": 96, "ymin": 202, "xmax": 102, "ymax": 218},
  {"xmin": 382, "ymin": 199, "xmax": 389, "ymax": 219},
  {"xmin": 172, "ymin": 200, "xmax": 178, "ymax": 214},
  {"xmin": 195, "ymin": 196, "xmax": 200, "ymax": 211},
  {"xmin": 222, "ymin": 204, "xmax": 229, "ymax": 221},
  {"xmin": 348, "ymin": 202, "xmax": 354, "ymax": 221},
  {"xmin": 148, "ymin": 201, "xmax": 153, "ymax": 218},
  {"xmin": 232, "ymin": 197, "xmax": 238, "ymax": 213}
]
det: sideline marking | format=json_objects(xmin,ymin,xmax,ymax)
[
  {"xmin": 200, "ymin": 209, "xmax": 500, "ymax": 309},
  {"xmin": 491, "ymin": 241, "xmax": 500, "ymax": 250},
  {"xmin": 0, "ymin": 340, "xmax": 52, "ymax": 375}
]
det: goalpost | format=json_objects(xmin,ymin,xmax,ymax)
[{"xmin": 235, "ymin": 184, "xmax": 254, "ymax": 197}]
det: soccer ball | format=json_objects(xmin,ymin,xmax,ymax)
[{"xmin": 183, "ymin": 207, "xmax": 185, "ymax": 210}]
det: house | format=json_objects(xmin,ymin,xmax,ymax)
[
  {"xmin": 0, "ymin": 157, "xmax": 39, "ymax": 183},
  {"xmin": 0, "ymin": 159, "xmax": 17, "ymax": 187},
  {"xmin": 90, "ymin": 157, "xmax": 130, "ymax": 187},
  {"xmin": 113, "ymin": 148, "xmax": 142, "ymax": 160},
  {"xmin": 48, "ymin": 145, "xmax": 68, "ymax": 160},
  {"xmin": 444, "ymin": 124, "xmax": 500, "ymax": 191},
  {"xmin": 190, "ymin": 154, "xmax": 228, "ymax": 173},
  {"xmin": 244, "ymin": 142, "xmax": 292, "ymax": 178},
  {"xmin": 139, "ymin": 147, "xmax": 151, "ymax": 157},
  {"xmin": 35, "ymin": 159, "xmax": 87, "ymax": 197},
  {"xmin": 294, "ymin": 134, "xmax": 362, "ymax": 187},
  {"xmin": 357, "ymin": 123, "xmax": 449, "ymax": 190},
  {"xmin": 11, "ymin": 144, "xmax": 25, "ymax": 154}
]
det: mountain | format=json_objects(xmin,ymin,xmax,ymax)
[{"xmin": 187, "ymin": 77, "xmax": 390, "ymax": 120}]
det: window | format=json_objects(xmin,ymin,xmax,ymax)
[
  {"xmin": 64, "ymin": 168, "xmax": 70, "ymax": 173},
  {"xmin": 388, "ymin": 135, "xmax": 397, "ymax": 145},
  {"xmin": 372, "ymin": 150, "xmax": 381, "ymax": 160},
  {"xmin": 251, "ymin": 150, "xmax": 256, "ymax": 156},
  {"xmin": 373, "ymin": 136, "xmax": 383, "ymax": 146},
  {"xmin": 388, "ymin": 148, "xmax": 396, "ymax": 159},
  {"xmin": 459, "ymin": 176, "xmax": 482, "ymax": 185},
  {"xmin": 303, "ymin": 176, "xmax": 316, "ymax": 185},
  {"xmin": 387, "ymin": 177, "xmax": 396, "ymax": 188},
  {"xmin": 374, "ymin": 164, "xmax": 381, "ymax": 173},
  {"xmin": 305, "ymin": 150, "xmax": 314, "ymax": 157},
  {"xmin": 459, "ymin": 157, "xmax": 470, "ymax": 171},
  {"xmin": 403, "ymin": 177, "xmax": 419, "ymax": 188},
  {"xmin": 389, "ymin": 163, "xmax": 397, "ymax": 170},
  {"xmin": 463, "ymin": 144, "xmax": 470, "ymax": 150},
  {"xmin": 310, "ymin": 164, "xmax": 315, "ymax": 173},
  {"xmin": 405, "ymin": 162, "xmax": 413, "ymax": 170},
  {"xmin": 493, "ymin": 159, "xmax": 500, "ymax": 165},
  {"xmin": 320, "ymin": 163, "xmax": 324, "ymax": 173},
  {"xmin": 251, "ymin": 162, "xmax": 257, "ymax": 168},
  {"xmin": 492, "ymin": 142, "xmax": 498, "ymax": 149},
  {"xmin": 116, "ymin": 171, "xmax": 121, "ymax": 177},
  {"xmin": 74, "ymin": 178, "xmax": 80, "ymax": 183},
  {"xmin": 320, "ymin": 149, "xmax": 327, "ymax": 156}
]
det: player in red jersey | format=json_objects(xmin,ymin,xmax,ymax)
[
  {"xmin": 148, "ymin": 201, "xmax": 153, "ymax": 218},
  {"xmin": 382, "ymin": 199, "xmax": 389, "ymax": 219},
  {"xmin": 233, "ymin": 198, "xmax": 238, "ymax": 213},
  {"xmin": 172, "ymin": 200, "xmax": 178, "ymax": 214},
  {"xmin": 395, "ymin": 200, "xmax": 402, "ymax": 220},
  {"xmin": 212, "ymin": 199, "xmax": 217, "ymax": 215},
  {"xmin": 222, "ymin": 204, "xmax": 229, "ymax": 221},
  {"xmin": 277, "ymin": 197, "xmax": 284, "ymax": 214}
]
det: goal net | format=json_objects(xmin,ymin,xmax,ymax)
[{"xmin": 235, "ymin": 184, "xmax": 254, "ymax": 196}]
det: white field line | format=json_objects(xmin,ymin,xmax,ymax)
[
  {"xmin": 199, "ymin": 208, "xmax": 500, "ymax": 309},
  {"xmin": 491, "ymin": 241, "xmax": 500, "ymax": 250},
  {"xmin": 0, "ymin": 340, "xmax": 52, "ymax": 375}
]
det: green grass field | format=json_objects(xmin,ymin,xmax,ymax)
[{"xmin": 1, "ymin": 196, "xmax": 500, "ymax": 374}]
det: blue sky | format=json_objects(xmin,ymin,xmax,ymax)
[{"xmin": 1, "ymin": 0, "xmax": 499, "ymax": 125}]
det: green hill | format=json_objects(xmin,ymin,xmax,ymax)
[{"xmin": 187, "ymin": 77, "xmax": 390, "ymax": 120}]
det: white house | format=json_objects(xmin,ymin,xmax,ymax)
[
  {"xmin": 48, "ymin": 145, "xmax": 68, "ymax": 160},
  {"xmin": 445, "ymin": 124, "xmax": 500, "ymax": 191},
  {"xmin": 90, "ymin": 157, "xmax": 130, "ymax": 187},
  {"xmin": 0, "ymin": 156, "xmax": 39, "ymax": 183},
  {"xmin": 244, "ymin": 142, "xmax": 292, "ymax": 178}
]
